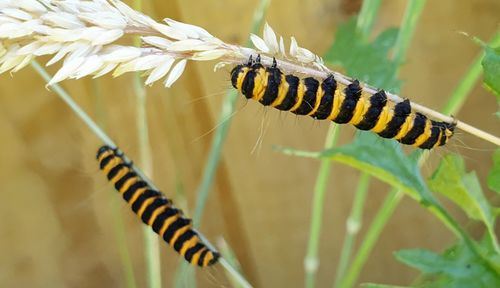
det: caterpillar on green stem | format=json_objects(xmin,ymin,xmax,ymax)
[{"xmin": 231, "ymin": 55, "xmax": 455, "ymax": 149}]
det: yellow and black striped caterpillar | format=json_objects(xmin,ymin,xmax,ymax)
[
  {"xmin": 230, "ymin": 56, "xmax": 455, "ymax": 149},
  {"xmin": 97, "ymin": 145, "xmax": 219, "ymax": 267}
]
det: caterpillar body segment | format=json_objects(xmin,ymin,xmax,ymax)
[
  {"xmin": 230, "ymin": 57, "xmax": 455, "ymax": 149},
  {"xmin": 96, "ymin": 145, "xmax": 219, "ymax": 267}
]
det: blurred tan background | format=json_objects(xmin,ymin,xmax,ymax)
[{"xmin": 1, "ymin": 0, "xmax": 499, "ymax": 287}]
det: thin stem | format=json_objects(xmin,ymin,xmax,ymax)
[
  {"xmin": 92, "ymin": 79, "xmax": 137, "ymax": 288},
  {"xmin": 217, "ymin": 238, "xmax": 246, "ymax": 288},
  {"xmin": 304, "ymin": 124, "xmax": 340, "ymax": 288},
  {"xmin": 442, "ymin": 30, "xmax": 500, "ymax": 115},
  {"xmin": 219, "ymin": 258, "xmax": 253, "ymax": 288},
  {"xmin": 393, "ymin": 0, "xmax": 427, "ymax": 68},
  {"xmin": 339, "ymin": 189, "xmax": 404, "ymax": 288},
  {"xmin": 356, "ymin": 0, "xmax": 383, "ymax": 39},
  {"xmin": 192, "ymin": 0, "xmax": 270, "ymax": 228},
  {"xmin": 110, "ymin": 197, "xmax": 139, "ymax": 288},
  {"xmin": 134, "ymin": 73, "xmax": 161, "ymax": 288},
  {"xmin": 191, "ymin": 89, "xmax": 238, "ymax": 226},
  {"xmin": 132, "ymin": 0, "xmax": 161, "ymax": 286},
  {"xmin": 333, "ymin": 173, "xmax": 370, "ymax": 288},
  {"xmin": 30, "ymin": 61, "xmax": 116, "ymax": 147}
]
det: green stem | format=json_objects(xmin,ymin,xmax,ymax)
[
  {"xmin": 304, "ymin": 124, "xmax": 340, "ymax": 288},
  {"xmin": 333, "ymin": 173, "xmax": 370, "ymax": 288},
  {"xmin": 111, "ymin": 198, "xmax": 139, "ymax": 288},
  {"xmin": 356, "ymin": 0, "xmax": 383, "ymax": 39},
  {"xmin": 441, "ymin": 30, "xmax": 500, "ymax": 115},
  {"xmin": 219, "ymin": 258, "xmax": 253, "ymax": 288},
  {"xmin": 192, "ymin": 0, "xmax": 270, "ymax": 228},
  {"xmin": 339, "ymin": 189, "xmax": 404, "ymax": 288},
  {"xmin": 92, "ymin": 79, "xmax": 137, "ymax": 288},
  {"xmin": 191, "ymin": 89, "xmax": 237, "ymax": 226},
  {"xmin": 218, "ymin": 238, "xmax": 247, "ymax": 288},
  {"xmin": 393, "ymin": 0, "xmax": 427, "ymax": 69},
  {"xmin": 134, "ymin": 73, "xmax": 161, "ymax": 288},
  {"xmin": 132, "ymin": 0, "xmax": 161, "ymax": 287},
  {"xmin": 30, "ymin": 61, "xmax": 116, "ymax": 146}
]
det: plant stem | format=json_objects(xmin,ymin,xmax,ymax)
[
  {"xmin": 219, "ymin": 258, "xmax": 253, "ymax": 288},
  {"xmin": 393, "ymin": 0, "xmax": 427, "ymax": 70},
  {"xmin": 134, "ymin": 72, "xmax": 161, "ymax": 288},
  {"xmin": 110, "ymin": 197, "xmax": 139, "ymax": 288},
  {"xmin": 356, "ymin": 0, "xmax": 383, "ymax": 39},
  {"xmin": 30, "ymin": 61, "xmax": 116, "ymax": 146},
  {"xmin": 441, "ymin": 30, "xmax": 500, "ymax": 115},
  {"xmin": 191, "ymin": 89, "xmax": 238, "ymax": 226},
  {"xmin": 217, "ymin": 238, "xmax": 246, "ymax": 288},
  {"xmin": 304, "ymin": 124, "xmax": 340, "ymax": 288},
  {"xmin": 132, "ymin": 0, "xmax": 161, "ymax": 287},
  {"xmin": 339, "ymin": 189, "xmax": 403, "ymax": 288},
  {"xmin": 92, "ymin": 79, "xmax": 137, "ymax": 288},
  {"xmin": 334, "ymin": 173, "xmax": 370, "ymax": 288},
  {"xmin": 192, "ymin": 0, "xmax": 270, "ymax": 228}
]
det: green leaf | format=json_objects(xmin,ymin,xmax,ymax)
[
  {"xmin": 278, "ymin": 131, "xmax": 436, "ymax": 205},
  {"xmin": 324, "ymin": 17, "xmax": 401, "ymax": 91},
  {"xmin": 482, "ymin": 45, "xmax": 500, "ymax": 97},
  {"xmin": 487, "ymin": 149, "xmax": 500, "ymax": 194},
  {"xmin": 395, "ymin": 243, "xmax": 500, "ymax": 288},
  {"xmin": 428, "ymin": 154, "xmax": 494, "ymax": 226},
  {"xmin": 319, "ymin": 131, "xmax": 435, "ymax": 204}
]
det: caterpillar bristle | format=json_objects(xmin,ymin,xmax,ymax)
[
  {"xmin": 96, "ymin": 145, "xmax": 219, "ymax": 267},
  {"xmin": 230, "ymin": 56, "xmax": 455, "ymax": 149}
]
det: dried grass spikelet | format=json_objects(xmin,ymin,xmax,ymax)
[{"xmin": 0, "ymin": 0, "xmax": 327, "ymax": 88}]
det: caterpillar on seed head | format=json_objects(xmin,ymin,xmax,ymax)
[
  {"xmin": 230, "ymin": 55, "xmax": 456, "ymax": 149},
  {"xmin": 96, "ymin": 145, "xmax": 219, "ymax": 267}
]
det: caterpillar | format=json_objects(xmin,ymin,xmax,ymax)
[
  {"xmin": 96, "ymin": 145, "xmax": 219, "ymax": 267},
  {"xmin": 230, "ymin": 56, "xmax": 456, "ymax": 149}
]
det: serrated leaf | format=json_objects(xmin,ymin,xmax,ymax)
[
  {"xmin": 487, "ymin": 149, "xmax": 500, "ymax": 194},
  {"xmin": 395, "ymin": 243, "xmax": 500, "ymax": 288},
  {"xmin": 428, "ymin": 154, "xmax": 494, "ymax": 227},
  {"xmin": 482, "ymin": 45, "xmax": 500, "ymax": 97}
]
